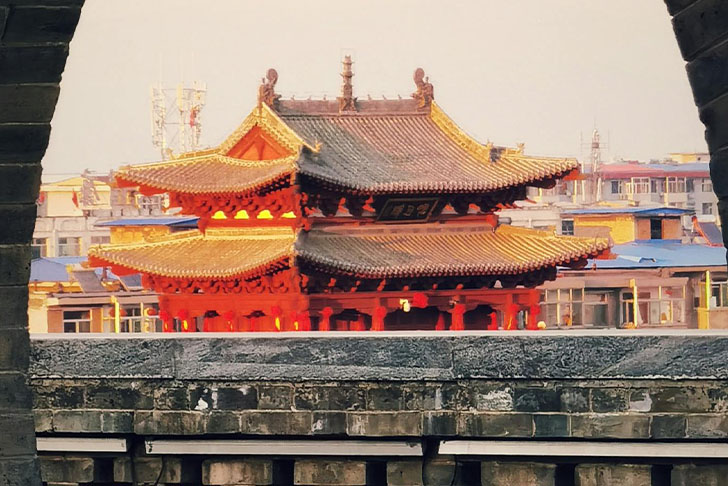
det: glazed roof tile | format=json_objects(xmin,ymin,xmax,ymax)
[
  {"xmin": 89, "ymin": 225, "xmax": 608, "ymax": 280},
  {"xmin": 114, "ymin": 102, "xmax": 578, "ymax": 196}
]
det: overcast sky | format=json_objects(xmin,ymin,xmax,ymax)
[{"xmin": 42, "ymin": 0, "xmax": 707, "ymax": 177}]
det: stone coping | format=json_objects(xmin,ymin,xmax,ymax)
[{"xmin": 29, "ymin": 331, "xmax": 728, "ymax": 381}]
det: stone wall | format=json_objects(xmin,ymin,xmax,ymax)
[
  {"xmin": 28, "ymin": 333, "xmax": 728, "ymax": 485},
  {"xmin": 0, "ymin": 1, "xmax": 83, "ymax": 485}
]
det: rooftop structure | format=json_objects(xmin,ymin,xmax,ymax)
[{"xmin": 89, "ymin": 63, "xmax": 609, "ymax": 332}]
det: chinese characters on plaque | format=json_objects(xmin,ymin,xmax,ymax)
[{"xmin": 378, "ymin": 198, "xmax": 440, "ymax": 222}]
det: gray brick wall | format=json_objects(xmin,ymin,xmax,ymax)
[{"xmin": 0, "ymin": 1, "xmax": 83, "ymax": 485}]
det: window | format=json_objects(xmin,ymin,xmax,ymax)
[
  {"xmin": 631, "ymin": 177, "xmax": 650, "ymax": 194},
  {"xmin": 702, "ymin": 179, "xmax": 713, "ymax": 192},
  {"xmin": 63, "ymin": 310, "xmax": 91, "ymax": 333},
  {"xmin": 650, "ymin": 178, "xmax": 664, "ymax": 194},
  {"xmin": 621, "ymin": 287, "xmax": 685, "ymax": 326},
  {"xmin": 700, "ymin": 280, "xmax": 728, "ymax": 309},
  {"xmin": 703, "ymin": 203, "xmax": 714, "ymax": 215},
  {"xmin": 136, "ymin": 194, "xmax": 164, "ymax": 213},
  {"xmin": 57, "ymin": 237, "xmax": 81, "ymax": 256},
  {"xmin": 91, "ymin": 235, "xmax": 110, "ymax": 245},
  {"xmin": 666, "ymin": 177, "xmax": 686, "ymax": 193},
  {"xmin": 31, "ymin": 237, "xmax": 47, "ymax": 259},
  {"xmin": 561, "ymin": 220, "xmax": 574, "ymax": 236},
  {"xmin": 650, "ymin": 218, "xmax": 662, "ymax": 239},
  {"xmin": 541, "ymin": 288, "xmax": 584, "ymax": 327},
  {"xmin": 610, "ymin": 180, "xmax": 622, "ymax": 194}
]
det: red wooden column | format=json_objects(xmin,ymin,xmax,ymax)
[{"xmin": 450, "ymin": 303, "xmax": 466, "ymax": 331}]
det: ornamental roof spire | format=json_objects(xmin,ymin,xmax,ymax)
[
  {"xmin": 338, "ymin": 55, "xmax": 357, "ymax": 112},
  {"xmin": 257, "ymin": 68, "xmax": 280, "ymax": 107},
  {"xmin": 412, "ymin": 67, "xmax": 434, "ymax": 109}
]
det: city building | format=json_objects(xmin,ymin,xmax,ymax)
[{"xmin": 87, "ymin": 62, "xmax": 609, "ymax": 332}]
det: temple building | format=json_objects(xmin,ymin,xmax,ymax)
[{"xmin": 89, "ymin": 61, "xmax": 609, "ymax": 332}]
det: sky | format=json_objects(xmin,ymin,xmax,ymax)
[{"xmin": 42, "ymin": 0, "xmax": 708, "ymax": 178}]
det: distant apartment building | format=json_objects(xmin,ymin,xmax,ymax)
[{"xmin": 32, "ymin": 172, "xmax": 167, "ymax": 258}]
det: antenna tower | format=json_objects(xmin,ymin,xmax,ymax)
[{"xmin": 151, "ymin": 81, "xmax": 207, "ymax": 160}]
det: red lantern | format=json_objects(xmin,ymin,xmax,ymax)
[
  {"xmin": 412, "ymin": 292, "xmax": 428, "ymax": 308},
  {"xmin": 145, "ymin": 307, "xmax": 158, "ymax": 317},
  {"xmin": 319, "ymin": 307, "xmax": 334, "ymax": 331},
  {"xmin": 118, "ymin": 307, "xmax": 127, "ymax": 317}
]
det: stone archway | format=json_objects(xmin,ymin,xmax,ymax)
[{"xmin": 0, "ymin": 1, "xmax": 726, "ymax": 484}]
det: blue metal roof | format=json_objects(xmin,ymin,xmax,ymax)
[
  {"xmin": 592, "ymin": 240, "xmax": 726, "ymax": 269},
  {"xmin": 95, "ymin": 217, "xmax": 199, "ymax": 227},
  {"xmin": 564, "ymin": 207, "xmax": 692, "ymax": 216},
  {"xmin": 30, "ymin": 257, "xmax": 126, "ymax": 283}
]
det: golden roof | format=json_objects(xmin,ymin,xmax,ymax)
[
  {"xmin": 114, "ymin": 101, "xmax": 578, "ymax": 196},
  {"xmin": 89, "ymin": 225, "xmax": 608, "ymax": 281}
]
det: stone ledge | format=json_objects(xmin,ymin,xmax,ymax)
[{"xmin": 29, "ymin": 332, "xmax": 728, "ymax": 381}]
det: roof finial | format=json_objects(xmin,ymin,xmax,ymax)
[
  {"xmin": 338, "ymin": 55, "xmax": 356, "ymax": 112},
  {"xmin": 412, "ymin": 67, "xmax": 434, "ymax": 109},
  {"xmin": 257, "ymin": 68, "xmax": 280, "ymax": 107}
]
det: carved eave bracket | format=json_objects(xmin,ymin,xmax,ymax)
[{"xmin": 412, "ymin": 67, "xmax": 434, "ymax": 110}]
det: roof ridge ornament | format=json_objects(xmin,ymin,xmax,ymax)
[
  {"xmin": 412, "ymin": 67, "xmax": 434, "ymax": 109},
  {"xmin": 258, "ymin": 68, "xmax": 280, "ymax": 108},
  {"xmin": 338, "ymin": 55, "xmax": 357, "ymax": 112}
]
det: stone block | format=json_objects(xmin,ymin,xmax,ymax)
[
  {"xmin": 1, "ymin": 6, "xmax": 82, "ymax": 44},
  {"xmin": 0, "ymin": 413, "xmax": 37, "ymax": 456},
  {"xmin": 0, "ymin": 328, "xmax": 29, "ymax": 371},
  {"xmin": 0, "ymin": 372, "xmax": 32, "ymax": 410},
  {"xmin": 701, "ymin": 71, "xmax": 728, "ymax": 152},
  {"xmin": 650, "ymin": 414, "xmax": 687, "ymax": 439},
  {"xmin": 650, "ymin": 386, "xmax": 710, "ymax": 412},
  {"xmin": 202, "ymin": 458, "xmax": 272, "ymax": 485},
  {"xmin": 672, "ymin": 0, "xmax": 728, "ymax": 61},
  {"xmin": 571, "ymin": 414, "xmax": 650, "ymax": 439},
  {"xmin": 513, "ymin": 387, "xmax": 561, "ymax": 412},
  {"xmin": 0, "ymin": 457, "xmax": 42, "ymax": 486},
  {"xmin": 206, "ymin": 412, "xmax": 241, "ymax": 434},
  {"xmin": 591, "ymin": 388, "xmax": 628, "ymax": 413},
  {"xmin": 0, "ymin": 244, "xmax": 31, "ymax": 287},
  {"xmin": 463, "ymin": 383, "xmax": 514, "ymax": 411},
  {"xmin": 481, "ymin": 461, "xmax": 555, "ymax": 486},
  {"xmin": 294, "ymin": 385, "xmax": 366, "ymax": 411},
  {"xmin": 52, "ymin": 410, "xmax": 132, "ymax": 433},
  {"xmin": 154, "ymin": 386, "xmax": 189, "ymax": 410},
  {"xmin": 458, "ymin": 413, "xmax": 533, "ymax": 438},
  {"xmin": 0, "ymin": 164, "xmax": 42, "ymax": 204},
  {"xmin": 0, "ymin": 204, "xmax": 36, "ymax": 245},
  {"xmin": 687, "ymin": 38, "xmax": 728, "ymax": 106},
  {"xmin": 134, "ymin": 410, "xmax": 206, "ymax": 435},
  {"xmin": 686, "ymin": 414, "xmax": 728, "ymax": 438},
  {"xmin": 32, "ymin": 382, "xmax": 84, "ymax": 409},
  {"xmin": 533, "ymin": 414, "xmax": 569, "ymax": 438},
  {"xmin": 559, "ymin": 388, "xmax": 589, "ymax": 413},
  {"xmin": 0, "ymin": 45, "xmax": 69, "ymax": 85},
  {"xmin": 367, "ymin": 385, "xmax": 403, "ymax": 410},
  {"xmin": 627, "ymin": 389, "xmax": 653, "ymax": 412},
  {"xmin": 215, "ymin": 385, "xmax": 259, "ymax": 409},
  {"xmin": 0, "ymin": 124, "xmax": 51, "ymax": 163},
  {"xmin": 84, "ymin": 381, "xmax": 154, "ymax": 409},
  {"xmin": 294, "ymin": 459, "xmax": 366, "ymax": 486},
  {"xmin": 423, "ymin": 411, "xmax": 457, "ymax": 436},
  {"xmin": 258, "ymin": 384, "xmax": 293, "ymax": 409},
  {"xmin": 0, "ymin": 285, "xmax": 30, "ymax": 331},
  {"xmin": 347, "ymin": 412, "xmax": 421, "ymax": 437},
  {"xmin": 40, "ymin": 457, "xmax": 94, "ymax": 483},
  {"xmin": 0, "ymin": 84, "xmax": 60, "ymax": 123},
  {"xmin": 114, "ymin": 457, "xmax": 200, "ymax": 484},
  {"xmin": 34, "ymin": 409, "xmax": 53, "ymax": 432},
  {"xmin": 671, "ymin": 464, "xmax": 728, "ymax": 486},
  {"xmin": 665, "ymin": 0, "xmax": 699, "ymax": 16},
  {"xmin": 312, "ymin": 411, "xmax": 347, "ymax": 435},
  {"xmin": 240, "ymin": 411, "xmax": 312, "ymax": 435},
  {"xmin": 574, "ymin": 464, "xmax": 651, "ymax": 486},
  {"xmin": 387, "ymin": 459, "xmax": 423, "ymax": 486}
]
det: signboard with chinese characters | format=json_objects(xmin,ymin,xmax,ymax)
[{"xmin": 377, "ymin": 197, "xmax": 440, "ymax": 223}]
